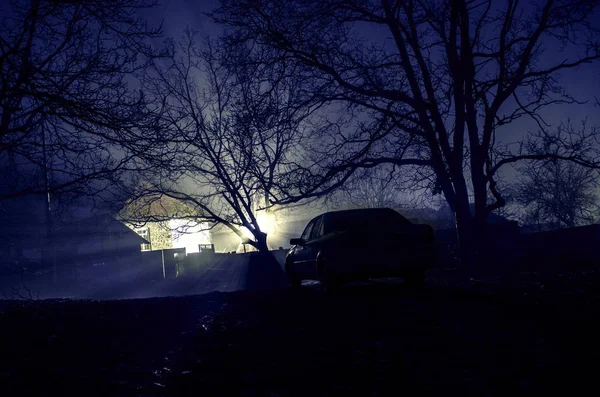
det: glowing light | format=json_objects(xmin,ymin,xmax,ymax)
[
  {"xmin": 241, "ymin": 226, "xmax": 254, "ymax": 241},
  {"xmin": 238, "ymin": 211, "xmax": 278, "ymax": 253},
  {"xmin": 256, "ymin": 210, "xmax": 276, "ymax": 235},
  {"xmin": 240, "ymin": 211, "xmax": 277, "ymax": 243},
  {"xmin": 169, "ymin": 219, "xmax": 211, "ymax": 254}
]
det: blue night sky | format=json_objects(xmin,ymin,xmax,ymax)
[
  {"xmin": 1, "ymin": 0, "xmax": 598, "ymax": 159},
  {"xmin": 152, "ymin": 0, "xmax": 600, "ymax": 139}
]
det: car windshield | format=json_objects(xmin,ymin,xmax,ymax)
[{"xmin": 328, "ymin": 209, "xmax": 411, "ymax": 232}]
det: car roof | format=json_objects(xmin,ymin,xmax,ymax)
[{"xmin": 318, "ymin": 208, "xmax": 404, "ymax": 219}]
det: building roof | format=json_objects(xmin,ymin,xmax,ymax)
[{"xmin": 56, "ymin": 214, "xmax": 150, "ymax": 245}]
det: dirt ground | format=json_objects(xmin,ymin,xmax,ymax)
[{"xmin": 0, "ymin": 268, "xmax": 599, "ymax": 396}]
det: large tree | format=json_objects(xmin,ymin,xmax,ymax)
[
  {"xmin": 127, "ymin": 32, "xmax": 319, "ymax": 254},
  {"xmin": 0, "ymin": 0, "xmax": 162, "ymax": 279},
  {"xmin": 0, "ymin": 0, "xmax": 162, "ymax": 202},
  {"xmin": 213, "ymin": 0, "xmax": 600, "ymax": 268}
]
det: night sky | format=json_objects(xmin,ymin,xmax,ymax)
[
  {"xmin": 150, "ymin": 0, "xmax": 600, "ymax": 140},
  {"xmin": 2, "ymin": 0, "xmax": 597, "ymax": 139},
  {"xmin": 138, "ymin": 0, "xmax": 600, "ymax": 196}
]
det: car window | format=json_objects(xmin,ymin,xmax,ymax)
[
  {"xmin": 329, "ymin": 209, "xmax": 411, "ymax": 232},
  {"xmin": 301, "ymin": 220, "xmax": 315, "ymax": 241},
  {"xmin": 310, "ymin": 216, "xmax": 324, "ymax": 240}
]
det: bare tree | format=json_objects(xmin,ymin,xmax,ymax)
[
  {"xmin": 0, "ymin": 0, "xmax": 162, "ymax": 202},
  {"xmin": 213, "ymin": 0, "xmax": 600, "ymax": 269},
  {"xmin": 512, "ymin": 124, "xmax": 600, "ymax": 229},
  {"xmin": 127, "ymin": 31, "xmax": 319, "ymax": 255},
  {"xmin": 328, "ymin": 165, "xmax": 424, "ymax": 210},
  {"xmin": 0, "ymin": 0, "xmax": 162, "ymax": 280}
]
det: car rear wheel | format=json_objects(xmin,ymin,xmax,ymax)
[{"xmin": 404, "ymin": 269, "xmax": 426, "ymax": 287}]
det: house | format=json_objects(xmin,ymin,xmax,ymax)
[
  {"xmin": 126, "ymin": 219, "xmax": 212, "ymax": 253},
  {"xmin": 0, "ymin": 193, "xmax": 47, "ymax": 271},
  {"xmin": 127, "ymin": 221, "xmax": 173, "ymax": 251},
  {"xmin": 52, "ymin": 214, "xmax": 150, "ymax": 278}
]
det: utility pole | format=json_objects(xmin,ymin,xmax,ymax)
[{"xmin": 42, "ymin": 128, "xmax": 56, "ymax": 282}]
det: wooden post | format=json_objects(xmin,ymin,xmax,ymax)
[{"xmin": 161, "ymin": 249, "xmax": 165, "ymax": 279}]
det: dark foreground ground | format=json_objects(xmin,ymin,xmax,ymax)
[{"xmin": 1, "ymin": 265, "xmax": 599, "ymax": 396}]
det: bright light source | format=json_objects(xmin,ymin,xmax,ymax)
[
  {"xmin": 239, "ymin": 211, "xmax": 277, "ymax": 250},
  {"xmin": 169, "ymin": 219, "xmax": 211, "ymax": 254},
  {"xmin": 256, "ymin": 210, "xmax": 276, "ymax": 235},
  {"xmin": 240, "ymin": 211, "xmax": 277, "ymax": 242}
]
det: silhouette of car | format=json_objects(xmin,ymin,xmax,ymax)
[{"xmin": 285, "ymin": 208, "xmax": 436, "ymax": 292}]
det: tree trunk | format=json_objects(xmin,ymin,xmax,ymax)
[
  {"xmin": 245, "ymin": 230, "xmax": 287, "ymax": 290},
  {"xmin": 42, "ymin": 129, "xmax": 57, "ymax": 282},
  {"xmin": 443, "ymin": 161, "xmax": 480, "ymax": 274},
  {"xmin": 453, "ymin": 198, "xmax": 476, "ymax": 273},
  {"xmin": 255, "ymin": 231, "xmax": 271, "ymax": 254},
  {"xmin": 470, "ymin": 151, "xmax": 490, "ymax": 275}
]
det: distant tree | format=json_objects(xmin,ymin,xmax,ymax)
[
  {"xmin": 213, "ymin": 0, "xmax": 600, "ymax": 269},
  {"xmin": 513, "ymin": 150, "xmax": 600, "ymax": 230},
  {"xmin": 328, "ymin": 165, "xmax": 423, "ymax": 211},
  {"xmin": 127, "ymin": 32, "xmax": 319, "ymax": 255}
]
